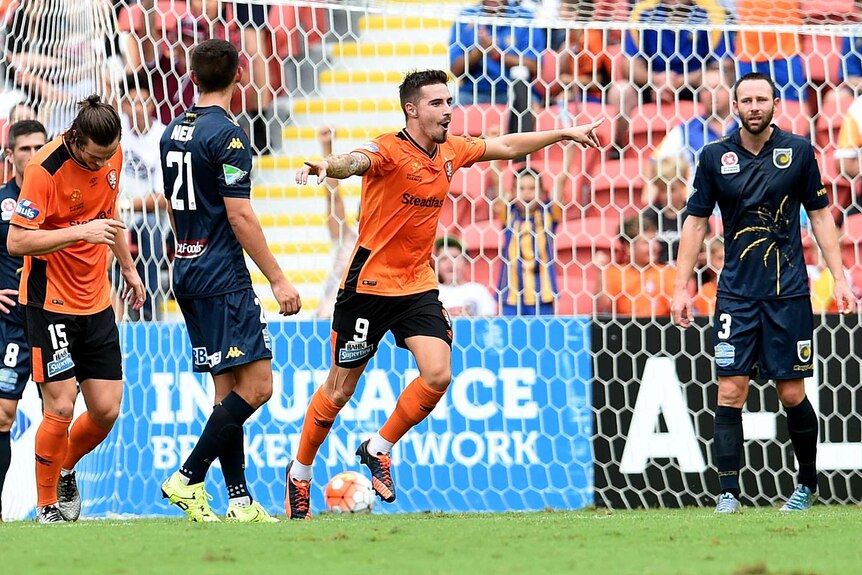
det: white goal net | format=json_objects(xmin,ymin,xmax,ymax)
[{"xmin": 1, "ymin": 0, "xmax": 861, "ymax": 519}]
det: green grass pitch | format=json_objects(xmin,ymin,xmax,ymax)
[{"xmin": 1, "ymin": 507, "xmax": 861, "ymax": 574}]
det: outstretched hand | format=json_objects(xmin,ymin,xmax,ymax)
[
  {"xmin": 296, "ymin": 160, "xmax": 329, "ymax": 185},
  {"xmin": 562, "ymin": 118, "xmax": 604, "ymax": 149}
]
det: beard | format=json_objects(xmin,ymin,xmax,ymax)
[
  {"xmin": 741, "ymin": 107, "xmax": 775, "ymax": 135},
  {"xmin": 432, "ymin": 127, "xmax": 448, "ymax": 144}
]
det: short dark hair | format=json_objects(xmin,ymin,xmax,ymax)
[
  {"xmin": 620, "ymin": 214, "xmax": 657, "ymax": 243},
  {"xmin": 434, "ymin": 235, "xmax": 464, "ymax": 253},
  {"xmin": 7, "ymin": 119, "xmax": 47, "ymax": 150},
  {"xmin": 399, "ymin": 69, "xmax": 449, "ymax": 112},
  {"xmin": 121, "ymin": 70, "xmax": 152, "ymax": 99},
  {"xmin": 191, "ymin": 39, "xmax": 240, "ymax": 93},
  {"xmin": 733, "ymin": 72, "xmax": 778, "ymax": 101},
  {"xmin": 68, "ymin": 95, "xmax": 122, "ymax": 147}
]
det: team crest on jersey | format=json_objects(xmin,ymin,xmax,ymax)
[
  {"xmin": 227, "ymin": 137, "xmax": 245, "ymax": 150},
  {"xmin": 444, "ymin": 160, "xmax": 454, "ymax": 182},
  {"xmin": 720, "ymin": 152, "xmax": 739, "ymax": 174},
  {"xmin": 773, "ymin": 148, "xmax": 792, "ymax": 169},
  {"xmin": 797, "ymin": 340, "xmax": 812, "ymax": 363},
  {"xmin": 69, "ymin": 189, "xmax": 84, "ymax": 213},
  {"xmin": 222, "ymin": 163, "xmax": 248, "ymax": 185},
  {"xmin": 1, "ymin": 198, "xmax": 15, "ymax": 221},
  {"xmin": 106, "ymin": 170, "xmax": 118, "ymax": 190}
]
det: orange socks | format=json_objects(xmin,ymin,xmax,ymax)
[
  {"xmin": 35, "ymin": 412, "xmax": 72, "ymax": 507},
  {"xmin": 63, "ymin": 411, "xmax": 112, "ymax": 470},
  {"xmin": 296, "ymin": 387, "xmax": 343, "ymax": 465},
  {"xmin": 379, "ymin": 377, "xmax": 445, "ymax": 444}
]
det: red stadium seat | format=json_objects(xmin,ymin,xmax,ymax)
[
  {"xmin": 802, "ymin": 34, "xmax": 843, "ymax": 88},
  {"xmin": 800, "ymin": 0, "xmax": 857, "ymax": 24},
  {"xmin": 775, "ymin": 100, "xmax": 812, "ymax": 137},
  {"xmin": 628, "ymin": 101, "xmax": 701, "ymax": 154},
  {"xmin": 814, "ymin": 95, "xmax": 851, "ymax": 150},
  {"xmin": 576, "ymin": 157, "xmax": 645, "ymax": 217},
  {"xmin": 449, "ymin": 104, "xmax": 508, "ymax": 137}
]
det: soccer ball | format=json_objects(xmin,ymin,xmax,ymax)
[{"xmin": 324, "ymin": 471, "xmax": 375, "ymax": 514}]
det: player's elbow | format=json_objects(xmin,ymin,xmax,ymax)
[{"xmin": 6, "ymin": 228, "xmax": 26, "ymax": 257}]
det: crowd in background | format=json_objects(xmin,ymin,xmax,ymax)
[{"xmin": 1, "ymin": 0, "xmax": 862, "ymax": 319}]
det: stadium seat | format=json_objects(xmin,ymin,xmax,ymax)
[
  {"xmin": 775, "ymin": 99, "xmax": 812, "ymax": 137},
  {"xmin": 802, "ymin": 34, "xmax": 843, "ymax": 89},
  {"xmin": 450, "ymin": 163, "xmax": 495, "ymax": 225},
  {"xmin": 449, "ymin": 104, "xmax": 508, "ymax": 137},
  {"xmin": 814, "ymin": 95, "xmax": 851, "ymax": 150},
  {"xmin": 799, "ymin": 0, "xmax": 856, "ymax": 24},
  {"xmin": 577, "ymin": 157, "xmax": 644, "ymax": 217},
  {"xmin": 628, "ymin": 101, "xmax": 701, "ymax": 154}
]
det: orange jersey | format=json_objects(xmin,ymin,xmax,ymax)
[
  {"xmin": 559, "ymin": 29, "xmax": 613, "ymax": 101},
  {"xmin": 11, "ymin": 136, "xmax": 122, "ymax": 314},
  {"xmin": 604, "ymin": 264, "xmax": 677, "ymax": 317},
  {"xmin": 344, "ymin": 131, "xmax": 486, "ymax": 296}
]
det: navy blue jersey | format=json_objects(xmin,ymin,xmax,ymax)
[
  {"xmin": 688, "ymin": 126, "xmax": 829, "ymax": 300},
  {"xmin": 0, "ymin": 179, "xmax": 23, "ymax": 325},
  {"xmin": 160, "ymin": 106, "xmax": 253, "ymax": 299}
]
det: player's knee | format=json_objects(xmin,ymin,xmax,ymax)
[
  {"xmin": 717, "ymin": 381, "xmax": 747, "ymax": 406},
  {"xmin": 89, "ymin": 405, "xmax": 120, "ymax": 428},
  {"xmin": 423, "ymin": 368, "xmax": 451, "ymax": 392},
  {"xmin": 0, "ymin": 415, "xmax": 13, "ymax": 432},
  {"xmin": 251, "ymin": 382, "xmax": 273, "ymax": 407},
  {"xmin": 777, "ymin": 386, "xmax": 806, "ymax": 408},
  {"xmin": 44, "ymin": 402, "xmax": 75, "ymax": 420},
  {"xmin": 326, "ymin": 384, "xmax": 355, "ymax": 407}
]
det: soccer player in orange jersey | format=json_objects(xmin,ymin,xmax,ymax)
[
  {"xmin": 7, "ymin": 97, "xmax": 146, "ymax": 523},
  {"xmin": 285, "ymin": 69, "xmax": 603, "ymax": 518}
]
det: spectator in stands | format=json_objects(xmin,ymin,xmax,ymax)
[
  {"xmin": 116, "ymin": 71, "xmax": 168, "ymax": 321},
  {"xmin": 642, "ymin": 155, "xmax": 691, "ymax": 263},
  {"xmin": 495, "ymin": 168, "xmax": 561, "ymax": 316},
  {"xmin": 232, "ymin": 2, "xmax": 275, "ymax": 154},
  {"xmin": 434, "ymin": 236, "xmax": 497, "ymax": 317},
  {"xmin": 835, "ymin": 94, "xmax": 862, "ymax": 193},
  {"xmin": 734, "ymin": 0, "xmax": 807, "ymax": 103},
  {"xmin": 622, "ymin": 0, "xmax": 733, "ymax": 129},
  {"xmin": 549, "ymin": 0, "xmax": 634, "ymax": 150},
  {"xmin": 3, "ymin": 0, "xmax": 98, "ymax": 136},
  {"xmin": 653, "ymin": 66, "xmax": 737, "ymax": 170},
  {"xmin": 834, "ymin": 35, "xmax": 862, "ymax": 103},
  {"xmin": 316, "ymin": 127, "xmax": 358, "ymax": 319},
  {"xmin": 693, "ymin": 236, "xmax": 723, "ymax": 316},
  {"xmin": 596, "ymin": 215, "xmax": 677, "ymax": 317},
  {"xmin": 449, "ymin": 0, "xmax": 547, "ymax": 105}
]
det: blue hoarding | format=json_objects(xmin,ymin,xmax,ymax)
[{"xmin": 76, "ymin": 317, "xmax": 593, "ymax": 517}]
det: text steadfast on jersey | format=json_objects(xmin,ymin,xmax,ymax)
[{"xmin": 401, "ymin": 192, "xmax": 444, "ymax": 208}]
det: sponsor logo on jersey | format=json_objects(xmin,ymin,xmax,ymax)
[
  {"xmin": 225, "ymin": 346, "xmax": 245, "ymax": 359},
  {"xmin": 223, "ymin": 163, "xmax": 248, "ymax": 185},
  {"xmin": 407, "ymin": 160, "xmax": 422, "ymax": 182},
  {"xmin": 817, "ymin": 186, "xmax": 827, "ymax": 197},
  {"xmin": 175, "ymin": 239, "xmax": 208, "ymax": 258},
  {"xmin": 106, "ymin": 170, "xmax": 118, "ymax": 190},
  {"xmin": 262, "ymin": 327, "xmax": 271, "ymax": 350},
  {"xmin": 339, "ymin": 340, "xmax": 374, "ymax": 363},
  {"xmin": 227, "ymin": 137, "xmax": 245, "ymax": 150},
  {"xmin": 401, "ymin": 192, "xmax": 444, "ymax": 208},
  {"xmin": 192, "ymin": 347, "xmax": 222, "ymax": 368},
  {"xmin": 14, "ymin": 199, "xmax": 39, "ymax": 220},
  {"xmin": 773, "ymin": 148, "xmax": 792, "ymax": 169},
  {"xmin": 445, "ymin": 160, "xmax": 454, "ymax": 182},
  {"xmin": 359, "ymin": 142, "xmax": 379, "ymax": 153},
  {"xmin": 46, "ymin": 349, "xmax": 74, "ymax": 378},
  {"xmin": 720, "ymin": 151, "xmax": 739, "ymax": 174},
  {"xmin": 714, "ymin": 342, "xmax": 735, "ymax": 367},
  {"xmin": 797, "ymin": 339, "xmax": 812, "ymax": 362},
  {"xmin": 70, "ymin": 189, "xmax": 84, "ymax": 213},
  {"xmin": 1, "ymin": 197, "xmax": 16, "ymax": 221}
]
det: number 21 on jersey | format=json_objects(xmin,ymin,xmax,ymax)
[{"xmin": 166, "ymin": 151, "xmax": 197, "ymax": 211}]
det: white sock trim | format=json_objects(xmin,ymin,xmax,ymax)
[
  {"xmin": 367, "ymin": 432, "xmax": 394, "ymax": 457},
  {"xmin": 291, "ymin": 461, "xmax": 313, "ymax": 482}
]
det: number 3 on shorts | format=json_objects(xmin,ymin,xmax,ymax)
[{"xmin": 717, "ymin": 313, "xmax": 732, "ymax": 340}]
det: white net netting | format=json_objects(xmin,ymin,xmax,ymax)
[{"xmin": 1, "ymin": 0, "xmax": 861, "ymax": 519}]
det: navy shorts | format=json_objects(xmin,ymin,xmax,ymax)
[
  {"xmin": 0, "ymin": 312, "xmax": 30, "ymax": 400},
  {"xmin": 712, "ymin": 296, "xmax": 814, "ymax": 380},
  {"xmin": 178, "ymin": 289, "xmax": 272, "ymax": 375},
  {"xmin": 25, "ymin": 306, "xmax": 122, "ymax": 384},
  {"xmin": 332, "ymin": 289, "xmax": 452, "ymax": 368}
]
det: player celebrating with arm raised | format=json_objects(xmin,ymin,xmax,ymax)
[
  {"xmin": 159, "ymin": 39, "xmax": 301, "ymax": 523},
  {"xmin": 286, "ymin": 69, "xmax": 602, "ymax": 519},
  {"xmin": 7, "ymin": 98, "xmax": 146, "ymax": 524},
  {"xmin": 672, "ymin": 73, "xmax": 857, "ymax": 514}
]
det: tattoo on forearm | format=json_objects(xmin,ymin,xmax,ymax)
[{"xmin": 326, "ymin": 153, "xmax": 370, "ymax": 178}]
